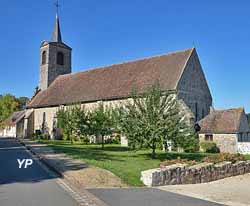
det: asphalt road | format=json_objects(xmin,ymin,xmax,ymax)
[
  {"xmin": 0, "ymin": 137, "xmax": 225, "ymax": 206},
  {"xmin": 88, "ymin": 188, "xmax": 225, "ymax": 206},
  {"xmin": 0, "ymin": 138, "xmax": 78, "ymax": 206}
]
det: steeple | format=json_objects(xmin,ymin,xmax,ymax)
[
  {"xmin": 39, "ymin": 0, "xmax": 72, "ymax": 91},
  {"xmin": 52, "ymin": 14, "xmax": 62, "ymax": 42}
]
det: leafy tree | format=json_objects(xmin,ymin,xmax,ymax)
[
  {"xmin": 117, "ymin": 83, "xmax": 198, "ymax": 158},
  {"xmin": 70, "ymin": 105, "xmax": 90, "ymax": 142},
  {"xmin": 56, "ymin": 106, "xmax": 75, "ymax": 143},
  {"xmin": 17, "ymin": 97, "xmax": 29, "ymax": 110},
  {"xmin": 89, "ymin": 103, "xmax": 114, "ymax": 149},
  {"xmin": 56, "ymin": 104, "xmax": 90, "ymax": 144},
  {"xmin": 0, "ymin": 94, "xmax": 19, "ymax": 128},
  {"xmin": 115, "ymin": 106, "xmax": 144, "ymax": 150}
]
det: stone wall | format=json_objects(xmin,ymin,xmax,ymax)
[
  {"xmin": 199, "ymin": 133, "xmax": 237, "ymax": 153},
  {"xmin": 32, "ymin": 99, "xmax": 132, "ymax": 138},
  {"xmin": 32, "ymin": 96, "xmax": 193, "ymax": 144},
  {"xmin": 34, "ymin": 107, "xmax": 58, "ymax": 137},
  {"xmin": 39, "ymin": 42, "xmax": 72, "ymax": 91},
  {"xmin": 238, "ymin": 142, "xmax": 250, "ymax": 154},
  {"xmin": 141, "ymin": 160, "xmax": 250, "ymax": 187}
]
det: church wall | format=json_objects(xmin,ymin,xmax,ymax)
[
  {"xmin": 238, "ymin": 111, "xmax": 250, "ymax": 133},
  {"xmin": 34, "ymin": 107, "xmax": 58, "ymax": 136},
  {"xmin": 26, "ymin": 112, "xmax": 34, "ymax": 138},
  {"xmin": 32, "ymin": 95, "xmax": 193, "ymax": 145},
  {"xmin": 177, "ymin": 50, "xmax": 212, "ymax": 122},
  {"xmin": 33, "ymin": 98, "xmax": 132, "ymax": 138}
]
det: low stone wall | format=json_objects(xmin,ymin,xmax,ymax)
[
  {"xmin": 238, "ymin": 142, "xmax": 250, "ymax": 154},
  {"xmin": 141, "ymin": 160, "xmax": 250, "ymax": 187}
]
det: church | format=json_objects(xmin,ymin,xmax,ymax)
[{"xmin": 18, "ymin": 14, "xmax": 213, "ymax": 145}]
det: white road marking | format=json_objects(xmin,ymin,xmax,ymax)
[
  {"xmin": 0, "ymin": 146, "xmax": 24, "ymax": 150},
  {"xmin": 16, "ymin": 140, "xmax": 99, "ymax": 206},
  {"xmin": 57, "ymin": 179, "xmax": 98, "ymax": 206}
]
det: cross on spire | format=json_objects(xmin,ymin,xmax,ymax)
[
  {"xmin": 54, "ymin": 0, "xmax": 60, "ymax": 16},
  {"xmin": 52, "ymin": 0, "xmax": 62, "ymax": 42}
]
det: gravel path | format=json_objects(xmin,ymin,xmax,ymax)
[{"xmin": 159, "ymin": 173, "xmax": 250, "ymax": 206}]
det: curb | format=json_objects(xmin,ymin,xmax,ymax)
[
  {"xmin": 17, "ymin": 138, "xmax": 63, "ymax": 178},
  {"xmin": 16, "ymin": 138, "xmax": 109, "ymax": 206}
]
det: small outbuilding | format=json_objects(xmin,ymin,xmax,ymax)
[
  {"xmin": 0, "ymin": 111, "xmax": 25, "ymax": 138},
  {"xmin": 198, "ymin": 108, "xmax": 250, "ymax": 154}
]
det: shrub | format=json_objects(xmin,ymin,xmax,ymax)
[
  {"xmin": 203, "ymin": 153, "xmax": 245, "ymax": 164},
  {"xmin": 81, "ymin": 136, "xmax": 90, "ymax": 144},
  {"xmin": 200, "ymin": 141, "xmax": 219, "ymax": 153},
  {"xmin": 32, "ymin": 130, "xmax": 50, "ymax": 140},
  {"xmin": 105, "ymin": 138, "xmax": 120, "ymax": 144}
]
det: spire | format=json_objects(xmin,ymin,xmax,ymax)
[{"xmin": 52, "ymin": 14, "xmax": 62, "ymax": 42}]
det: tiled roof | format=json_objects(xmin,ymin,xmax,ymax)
[
  {"xmin": 199, "ymin": 108, "xmax": 244, "ymax": 134},
  {"xmin": 4, "ymin": 111, "xmax": 25, "ymax": 126},
  {"xmin": 28, "ymin": 48, "xmax": 194, "ymax": 108}
]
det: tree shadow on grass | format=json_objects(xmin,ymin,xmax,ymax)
[
  {"xmin": 139, "ymin": 152, "xmax": 209, "ymax": 162},
  {"xmin": 50, "ymin": 145, "xmax": 126, "ymax": 163}
]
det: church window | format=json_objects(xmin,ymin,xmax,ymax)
[
  {"xmin": 57, "ymin": 52, "xmax": 64, "ymax": 65},
  {"xmin": 42, "ymin": 51, "xmax": 46, "ymax": 65},
  {"xmin": 205, "ymin": 134, "xmax": 213, "ymax": 141},
  {"xmin": 195, "ymin": 102, "xmax": 198, "ymax": 122},
  {"xmin": 42, "ymin": 112, "xmax": 46, "ymax": 132},
  {"xmin": 202, "ymin": 109, "xmax": 205, "ymax": 118}
]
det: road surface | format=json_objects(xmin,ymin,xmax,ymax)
[
  {"xmin": 88, "ymin": 188, "xmax": 224, "ymax": 206},
  {"xmin": 0, "ymin": 138, "xmax": 79, "ymax": 206},
  {"xmin": 0, "ymin": 137, "xmax": 225, "ymax": 206}
]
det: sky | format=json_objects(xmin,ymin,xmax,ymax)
[{"xmin": 0, "ymin": 0, "xmax": 249, "ymax": 112}]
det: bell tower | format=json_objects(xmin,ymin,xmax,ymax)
[{"xmin": 39, "ymin": 12, "xmax": 72, "ymax": 91}]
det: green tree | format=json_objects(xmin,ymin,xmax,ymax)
[
  {"xmin": 56, "ymin": 106, "xmax": 74, "ymax": 143},
  {"xmin": 89, "ymin": 103, "xmax": 114, "ymax": 149},
  {"xmin": 71, "ymin": 105, "xmax": 90, "ymax": 142},
  {"xmin": 56, "ymin": 104, "xmax": 90, "ymax": 144},
  {"xmin": 17, "ymin": 97, "xmax": 29, "ymax": 110},
  {"xmin": 117, "ymin": 83, "xmax": 198, "ymax": 158},
  {"xmin": 0, "ymin": 94, "xmax": 20, "ymax": 128}
]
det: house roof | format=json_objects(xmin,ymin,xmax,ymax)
[
  {"xmin": 4, "ymin": 111, "xmax": 26, "ymax": 127},
  {"xmin": 198, "ymin": 108, "xmax": 244, "ymax": 134},
  {"xmin": 28, "ymin": 48, "xmax": 194, "ymax": 108}
]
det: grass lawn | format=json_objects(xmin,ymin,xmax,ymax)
[
  {"xmin": 39, "ymin": 140, "xmax": 215, "ymax": 186},
  {"xmin": 244, "ymin": 154, "xmax": 250, "ymax": 160}
]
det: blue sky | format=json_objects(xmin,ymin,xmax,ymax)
[{"xmin": 0, "ymin": 0, "xmax": 249, "ymax": 112}]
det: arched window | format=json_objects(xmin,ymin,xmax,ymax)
[
  {"xmin": 42, "ymin": 112, "xmax": 46, "ymax": 132},
  {"xmin": 202, "ymin": 109, "xmax": 205, "ymax": 118},
  {"xmin": 42, "ymin": 51, "xmax": 46, "ymax": 65},
  {"xmin": 195, "ymin": 102, "xmax": 198, "ymax": 122},
  {"xmin": 57, "ymin": 52, "xmax": 64, "ymax": 65}
]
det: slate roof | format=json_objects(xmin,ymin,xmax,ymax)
[
  {"xmin": 4, "ymin": 111, "xmax": 25, "ymax": 126},
  {"xmin": 28, "ymin": 48, "xmax": 194, "ymax": 108},
  {"xmin": 52, "ymin": 15, "xmax": 62, "ymax": 43},
  {"xmin": 199, "ymin": 108, "xmax": 244, "ymax": 134}
]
